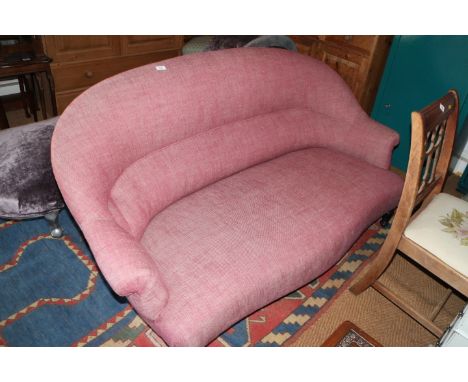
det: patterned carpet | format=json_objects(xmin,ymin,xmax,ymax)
[{"xmin": 0, "ymin": 209, "xmax": 385, "ymax": 347}]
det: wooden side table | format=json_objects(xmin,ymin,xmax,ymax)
[
  {"xmin": 322, "ymin": 321, "xmax": 382, "ymax": 347},
  {"xmin": 0, "ymin": 56, "xmax": 58, "ymax": 129}
]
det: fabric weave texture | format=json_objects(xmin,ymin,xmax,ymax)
[{"xmin": 51, "ymin": 48, "xmax": 403, "ymax": 346}]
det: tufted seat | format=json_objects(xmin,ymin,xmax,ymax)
[{"xmin": 51, "ymin": 48, "xmax": 404, "ymax": 346}]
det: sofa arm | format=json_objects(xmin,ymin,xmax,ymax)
[
  {"xmin": 345, "ymin": 116, "xmax": 400, "ymax": 169},
  {"xmin": 80, "ymin": 217, "xmax": 169, "ymax": 320}
]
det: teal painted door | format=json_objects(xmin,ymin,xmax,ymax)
[{"xmin": 372, "ymin": 36, "xmax": 468, "ymax": 171}]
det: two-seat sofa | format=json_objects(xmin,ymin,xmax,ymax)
[{"xmin": 51, "ymin": 48, "xmax": 404, "ymax": 346}]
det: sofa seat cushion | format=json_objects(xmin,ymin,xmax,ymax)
[{"xmin": 139, "ymin": 148, "xmax": 403, "ymax": 346}]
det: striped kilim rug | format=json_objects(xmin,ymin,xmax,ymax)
[{"xmin": 0, "ymin": 209, "xmax": 386, "ymax": 347}]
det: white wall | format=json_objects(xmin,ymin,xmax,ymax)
[
  {"xmin": 0, "ymin": 79, "xmax": 20, "ymax": 97},
  {"xmin": 450, "ymin": 117, "xmax": 468, "ymax": 176},
  {"xmin": 451, "ymin": 141, "xmax": 468, "ymax": 176}
]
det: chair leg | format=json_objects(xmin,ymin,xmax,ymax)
[
  {"xmin": 45, "ymin": 68, "xmax": 58, "ymax": 116},
  {"xmin": 44, "ymin": 210, "xmax": 64, "ymax": 238},
  {"xmin": 372, "ymin": 280, "xmax": 444, "ymax": 337},
  {"xmin": 351, "ymin": 209, "xmax": 406, "ymax": 295},
  {"xmin": 429, "ymin": 287, "xmax": 452, "ymax": 321},
  {"xmin": 350, "ymin": 243, "xmax": 399, "ymax": 295}
]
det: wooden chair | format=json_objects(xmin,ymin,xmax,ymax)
[{"xmin": 350, "ymin": 90, "xmax": 468, "ymax": 337}]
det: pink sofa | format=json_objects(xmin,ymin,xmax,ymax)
[{"xmin": 51, "ymin": 48, "xmax": 403, "ymax": 346}]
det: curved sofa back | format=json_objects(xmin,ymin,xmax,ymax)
[{"xmin": 52, "ymin": 48, "xmax": 394, "ymax": 238}]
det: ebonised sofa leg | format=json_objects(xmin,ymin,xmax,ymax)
[
  {"xmin": 379, "ymin": 210, "xmax": 394, "ymax": 228},
  {"xmin": 45, "ymin": 209, "xmax": 63, "ymax": 238}
]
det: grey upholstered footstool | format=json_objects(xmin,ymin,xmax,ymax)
[
  {"xmin": 182, "ymin": 35, "xmax": 297, "ymax": 55},
  {"xmin": 0, "ymin": 117, "xmax": 64, "ymax": 237}
]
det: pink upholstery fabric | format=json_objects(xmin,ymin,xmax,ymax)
[
  {"xmin": 140, "ymin": 148, "xmax": 402, "ymax": 346},
  {"xmin": 111, "ymin": 109, "xmax": 396, "ymax": 239},
  {"xmin": 51, "ymin": 48, "xmax": 403, "ymax": 346}
]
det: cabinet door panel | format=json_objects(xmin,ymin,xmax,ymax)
[
  {"xmin": 289, "ymin": 35, "xmax": 319, "ymax": 55},
  {"xmin": 324, "ymin": 36, "xmax": 376, "ymax": 54},
  {"xmin": 289, "ymin": 35, "xmax": 390, "ymax": 114},
  {"xmin": 42, "ymin": 36, "xmax": 121, "ymax": 63},
  {"xmin": 317, "ymin": 47, "xmax": 367, "ymax": 99}
]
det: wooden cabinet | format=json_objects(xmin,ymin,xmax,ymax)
[
  {"xmin": 290, "ymin": 36, "xmax": 392, "ymax": 113},
  {"xmin": 41, "ymin": 35, "xmax": 390, "ymax": 115},
  {"xmin": 42, "ymin": 36, "xmax": 183, "ymax": 113},
  {"xmin": 41, "ymin": 36, "xmax": 121, "ymax": 63}
]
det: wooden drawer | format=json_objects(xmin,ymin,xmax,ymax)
[
  {"xmin": 52, "ymin": 61, "xmax": 114, "ymax": 92},
  {"xmin": 55, "ymin": 88, "xmax": 87, "ymax": 114},
  {"xmin": 51, "ymin": 49, "xmax": 180, "ymax": 92},
  {"xmin": 52, "ymin": 49, "xmax": 180, "ymax": 111},
  {"xmin": 121, "ymin": 35, "xmax": 183, "ymax": 55}
]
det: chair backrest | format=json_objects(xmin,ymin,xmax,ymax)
[
  {"xmin": 398, "ymin": 90, "xmax": 459, "ymax": 224},
  {"xmin": 350, "ymin": 90, "xmax": 464, "ymax": 329}
]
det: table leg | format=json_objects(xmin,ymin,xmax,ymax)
[
  {"xmin": 45, "ymin": 68, "xmax": 58, "ymax": 116},
  {"xmin": 0, "ymin": 97, "xmax": 10, "ymax": 129},
  {"xmin": 18, "ymin": 75, "xmax": 31, "ymax": 118},
  {"xmin": 24, "ymin": 74, "xmax": 38, "ymax": 122},
  {"xmin": 34, "ymin": 72, "xmax": 48, "ymax": 120}
]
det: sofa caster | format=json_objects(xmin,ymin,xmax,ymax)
[
  {"xmin": 50, "ymin": 227, "xmax": 64, "ymax": 238},
  {"xmin": 379, "ymin": 211, "xmax": 394, "ymax": 228},
  {"xmin": 45, "ymin": 210, "xmax": 63, "ymax": 238}
]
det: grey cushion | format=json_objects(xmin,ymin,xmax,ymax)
[
  {"xmin": 0, "ymin": 117, "xmax": 64, "ymax": 219},
  {"xmin": 244, "ymin": 35, "xmax": 298, "ymax": 51},
  {"xmin": 183, "ymin": 36, "xmax": 298, "ymax": 56},
  {"xmin": 205, "ymin": 35, "xmax": 259, "ymax": 50},
  {"xmin": 182, "ymin": 35, "xmax": 214, "ymax": 55}
]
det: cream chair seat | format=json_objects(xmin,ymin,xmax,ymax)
[{"xmin": 404, "ymin": 193, "xmax": 468, "ymax": 277}]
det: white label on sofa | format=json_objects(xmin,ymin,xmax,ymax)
[
  {"xmin": 155, "ymin": 65, "xmax": 167, "ymax": 71},
  {"xmin": 440, "ymin": 103, "xmax": 445, "ymax": 112}
]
